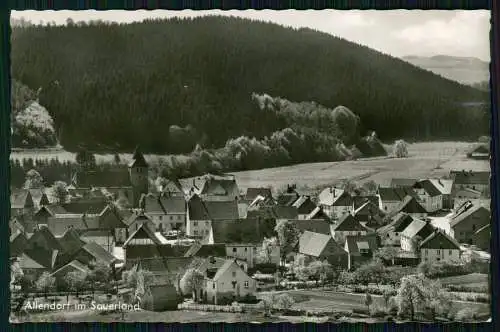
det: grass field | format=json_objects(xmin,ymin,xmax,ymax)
[
  {"xmin": 230, "ymin": 141, "xmax": 489, "ymax": 191},
  {"xmin": 439, "ymin": 273, "xmax": 489, "ymax": 286}
]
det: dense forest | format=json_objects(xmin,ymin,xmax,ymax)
[{"xmin": 11, "ymin": 16, "xmax": 489, "ymax": 154}]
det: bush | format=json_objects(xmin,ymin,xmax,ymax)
[
  {"xmin": 446, "ymin": 284, "xmax": 489, "ymax": 293},
  {"xmin": 454, "ymin": 308, "xmax": 478, "ymax": 321},
  {"xmin": 417, "ymin": 261, "xmax": 470, "ymax": 279},
  {"xmin": 369, "ymin": 303, "xmax": 388, "ymax": 318}
]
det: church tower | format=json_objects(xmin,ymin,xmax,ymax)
[{"xmin": 128, "ymin": 146, "xmax": 149, "ymax": 208}]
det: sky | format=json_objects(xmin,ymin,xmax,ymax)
[{"xmin": 10, "ymin": 9, "xmax": 491, "ymax": 61}]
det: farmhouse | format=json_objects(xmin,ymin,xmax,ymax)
[
  {"xmin": 293, "ymin": 218, "xmax": 332, "ymax": 236},
  {"xmin": 450, "ymin": 170, "xmax": 490, "ymax": 196},
  {"xmin": 352, "ymin": 200, "xmax": 385, "ymax": 227},
  {"xmin": 400, "ymin": 219, "xmax": 435, "ymax": 253},
  {"xmin": 330, "ymin": 214, "xmax": 368, "ymax": 244},
  {"xmin": 429, "ymin": 178, "xmax": 454, "ymax": 209},
  {"xmin": 419, "ymin": 229, "xmax": 461, "ymax": 263},
  {"xmin": 376, "ymin": 186, "xmax": 416, "ymax": 213},
  {"xmin": 466, "ymin": 144, "xmax": 489, "ymax": 160},
  {"xmin": 390, "ymin": 196, "xmax": 428, "ymax": 219},
  {"xmin": 186, "ymin": 174, "xmax": 240, "ymax": 202},
  {"xmin": 244, "ymin": 187, "xmax": 273, "ymax": 202},
  {"xmin": 318, "ymin": 187, "xmax": 353, "ymax": 220},
  {"xmin": 453, "ymin": 187, "xmax": 484, "ymax": 209},
  {"xmin": 376, "ymin": 212, "xmax": 414, "ymax": 247},
  {"xmin": 144, "ymin": 193, "xmax": 187, "ymax": 232},
  {"xmin": 344, "ymin": 234, "xmax": 379, "ymax": 270},
  {"xmin": 186, "ymin": 195, "xmax": 239, "ymax": 238},
  {"xmin": 412, "ymin": 179, "xmax": 443, "ymax": 213},
  {"xmin": 298, "ymin": 231, "xmax": 348, "ymax": 269},
  {"xmin": 390, "ymin": 178, "xmax": 418, "ymax": 188},
  {"xmin": 450, "ymin": 201, "xmax": 490, "ymax": 245},
  {"xmin": 292, "ymin": 196, "xmax": 319, "ymax": 220},
  {"xmin": 471, "ymin": 224, "xmax": 490, "ymax": 252}
]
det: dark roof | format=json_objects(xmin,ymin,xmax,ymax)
[
  {"xmin": 11, "ymin": 189, "xmax": 34, "ymax": 209},
  {"xmin": 76, "ymin": 169, "xmax": 131, "ymax": 188},
  {"xmin": 352, "ymin": 196, "xmax": 379, "ymax": 210},
  {"xmin": 22, "ymin": 247, "xmax": 59, "ymax": 269},
  {"xmin": 58, "ymin": 228, "xmax": 86, "ymax": 254},
  {"xmin": 209, "ymin": 219, "xmax": 266, "ymax": 244},
  {"xmin": 451, "ymin": 170, "xmax": 490, "ymax": 186},
  {"xmin": 393, "ymin": 196, "xmax": 427, "ymax": 214},
  {"xmin": 401, "ymin": 219, "xmax": 434, "ymax": 239},
  {"xmin": 276, "ymin": 192, "xmax": 300, "ymax": 206},
  {"xmin": 474, "ymin": 223, "xmax": 490, "ymax": 236},
  {"xmin": 144, "ymin": 194, "xmax": 165, "ymax": 214},
  {"xmin": 245, "ymin": 188, "xmax": 273, "ymax": 201},
  {"xmin": 450, "ymin": 202, "xmax": 490, "ymax": 228},
  {"xmin": 183, "ymin": 243, "xmax": 227, "ymax": 258},
  {"xmin": 123, "ymin": 222, "xmax": 162, "ymax": 247},
  {"xmin": 204, "ymin": 200, "xmax": 239, "ymax": 220},
  {"xmin": 378, "ymin": 187, "xmax": 417, "ymax": 202},
  {"xmin": 332, "ymin": 214, "xmax": 367, "ymax": 232},
  {"xmin": 272, "ymin": 205, "xmax": 299, "ymax": 220},
  {"xmin": 26, "ymin": 226, "xmax": 63, "ymax": 252},
  {"xmin": 126, "ymin": 212, "xmax": 156, "ymax": 230},
  {"xmin": 318, "ymin": 188, "xmax": 352, "ymax": 207},
  {"xmin": 390, "ymin": 178, "xmax": 418, "ymax": 188},
  {"xmin": 293, "ymin": 219, "xmax": 332, "ymax": 235},
  {"xmin": 133, "ymin": 256, "xmax": 193, "ymax": 275},
  {"xmin": 377, "ymin": 212, "xmax": 414, "ymax": 235},
  {"xmin": 213, "ymin": 259, "xmax": 242, "ymax": 281},
  {"xmin": 129, "ymin": 146, "xmax": 149, "ymax": 168},
  {"xmin": 420, "ymin": 230, "xmax": 461, "ymax": 250},
  {"xmin": 61, "ymin": 201, "xmax": 108, "ymax": 215},
  {"xmin": 345, "ymin": 234, "xmax": 379, "ymax": 255},
  {"xmin": 159, "ymin": 195, "xmax": 186, "ymax": 214},
  {"xmin": 413, "ymin": 180, "xmax": 442, "ymax": 197},
  {"xmin": 292, "ymin": 196, "xmax": 318, "ymax": 215},
  {"xmin": 79, "ymin": 242, "xmax": 118, "ymax": 265},
  {"xmin": 187, "ymin": 194, "xmax": 210, "ymax": 220},
  {"xmin": 160, "ymin": 179, "xmax": 184, "ymax": 195},
  {"xmin": 199, "ymin": 177, "xmax": 238, "ymax": 197},
  {"xmin": 10, "ymin": 231, "xmax": 28, "ymax": 257}
]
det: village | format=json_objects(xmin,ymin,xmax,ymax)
[{"xmin": 9, "ymin": 145, "xmax": 492, "ymax": 323}]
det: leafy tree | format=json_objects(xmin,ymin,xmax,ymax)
[
  {"xmin": 393, "ymin": 139, "xmax": 409, "ymax": 158},
  {"xmin": 35, "ymin": 272, "xmax": 56, "ymax": 299},
  {"xmin": 411, "ymin": 235, "xmax": 423, "ymax": 257},
  {"xmin": 64, "ymin": 271, "xmax": 88, "ymax": 301},
  {"xmin": 382, "ymin": 289, "xmax": 392, "ymax": 309},
  {"xmin": 52, "ymin": 180, "xmax": 69, "ymax": 203},
  {"xmin": 396, "ymin": 274, "xmax": 443, "ymax": 321},
  {"xmin": 181, "ymin": 268, "xmax": 204, "ymax": 301},
  {"xmin": 364, "ymin": 292, "xmax": 373, "ymax": 312},
  {"xmin": 291, "ymin": 254, "xmax": 312, "ymax": 284},
  {"xmin": 275, "ymin": 293, "xmax": 295, "ymax": 311},
  {"xmin": 309, "ymin": 260, "xmax": 334, "ymax": 286},
  {"xmin": 259, "ymin": 294, "xmax": 277, "ymax": 316},
  {"xmin": 274, "ymin": 220, "xmax": 300, "ymax": 265},
  {"xmin": 362, "ymin": 180, "xmax": 379, "ymax": 195},
  {"xmin": 374, "ymin": 246, "xmax": 399, "ymax": 266},
  {"xmin": 256, "ymin": 237, "xmax": 279, "ymax": 264},
  {"xmin": 122, "ymin": 268, "xmax": 154, "ymax": 289},
  {"xmin": 353, "ymin": 259, "xmax": 385, "ymax": 285},
  {"xmin": 24, "ymin": 169, "xmax": 44, "ymax": 189}
]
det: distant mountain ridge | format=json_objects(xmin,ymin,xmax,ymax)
[{"xmin": 401, "ymin": 55, "xmax": 489, "ymax": 86}]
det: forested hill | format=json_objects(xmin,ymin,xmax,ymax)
[{"xmin": 11, "ymin": 16, "xmax": 488, "ymax": 153}]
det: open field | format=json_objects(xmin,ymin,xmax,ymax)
[
  {"xmin": 230, "ymin": 142, "xmax": 490, "ymax": 191},
  {"xmin": 439, "ymin": 273, "xmax": 489, "ymax": 286}
]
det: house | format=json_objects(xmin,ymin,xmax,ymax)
[
  {"xmin": 450, "ymin": 170, "xmax": 490, "ymax": 196},
  {"xmin": 244, "ymin": 187, "xmax": 273, "ymax": 202},
  {"xmin": 352, "ymin": 200, "xmax": 385, "ymax": 228},
  {"xmin": 204, "ymin": 218, "xmax": 269, "ymax": 246},
  {"xmin": 377, "ymin": 187, "xmax": 417, "ymax": 213},
  {"xmin": 126, "ymin": 212, "xmax": 156, "ymax": 234},
  {"xmin": 429, "ymin": 179, "xmax": 454, "ymax": 209},
  {"xmin": 184, "ymin": 243, "xmax": 227, "ymax": 258},
  {"xmin": 225, "ymin": 244, "xmax": 259, "ymax": 269},
  {"xmin": 299, "ymin": 231, "xmax": 348, "ymax": 269},
  {"xmin": 344, "ymin": 234, "xmax": 379, "ymax": 270},
  {"xmin": 400, "ymin": 219, "xmax": 435, "ymax": 252},
  {"xmin": 471, "ymin": 224, "xmax": 490, "ymax": 252},
  {"xmin": 293, "ymin": 218, "xmax": 332, "ymax": 236},
  {"xmin": 80, "ymin": 229, "xmax": 115, "ymax": 253},
  {"xmin": 97, "ymin": 204, "xmax": 130, "ymax": 244},
  {"xmin": 142, "ymin": 282, "xmax": 180, "ymax": 311},
  {"xmin": 72, "ymin": 241, "xmax": 119, "ymax": 267},
  {"xmin": 198, "ymin": 259, "xmax": 257, "ymax": 304},
  {"xmin": 186, "ymin": 195, "xmax": 239, "ymax": 238},
  {"xmin": 10, "ymin": 230, "xmax": 28, "ymax": 258},
  {"xmin": 276, "ymin": 192, "xmax": 300, "ymax": 207},
  {"xmin": 412, "ymin": 180, "xmax": 443, "ymax": 213},
  {"xmin": 158, "ymin": 179, "xmax": 185, "ymax": 197},
  {"xmin": 25, "ymin": 225, "xmax": 63, "ymax": 253},
  {"xmin": 419, "ymin": 229, "xmax": 461, "ymax": 263},
  {"xmin": 330, "ymin": 214, "xmax": 368, "ymax": 244},
  {"xmin": 390, "ymin": 196, "xmax": 428, "ymax": 219},
  {"xmin": 10, "ymin": 217, "xmax": 26, "ymax": 235},
  {"xmin": 390, "ymin": 178, "xmax": 418, "ymax": 188},
  {"xmin": 51, "ymin": 259, "xmax": 91, "ymax": 279},
  {"xmin": 292, "ymin": 196, "xmax": 319, "ymax": 220},
  {"xmin": 144, "ymin": 193, "xmax": 187, "ymax": 232},
  {"xmin": 449, "ymin": 201, "xmax": 490, "ymax": 245},
  {"xmin": 466, "ymin": 144, "xmax": 489, "ymax": 160},
  {"xmin": 248, "ymin": 195, "xmax": 276, "ymax": 210},
  {"xmin": 122, "ymin": 223, "xmax": 180, "ymax": 261},
  {"xmin": 10, "ymin": 189, "xmax": 35, "ymax": 216},
  {"xmin": 16, "ymin": 252, "xmax": 52, "ymax": 281},
  {"xmin": 318, "ymin": 187, "xmax": 353, "ymax": 220},
  {"xmin": 452, "ymin": 188, "xmax": 484, "ymax": 209},
  {"xmin": 305, "ymin": 207, "xmax": 329, "ymax": 221},
  {"xmin": 376, "ymin": 212, "xmax": 415, "ymax": 246},
  {"xmin": 185, "ymin": 174, "xmax": 240, "ymax": 202}
]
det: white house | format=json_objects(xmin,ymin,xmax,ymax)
[
  {"xmin": 225, "ymin": 243, "xmax": 280, "ymax": 268},
  {"xmin": 412, "ymin": 180, "xmax": 443, "ymax": 213},
  {"xmin": 200, "ymin": 259, "xmax": 257, "ymax": 304},
  {"xmin": 400, "ymin": 218, "xmax": 435, "ymax": 252},
  {"xmin": 318, "ymin": 187, "xmax": 353, "ymax": 220},
  {"xmin": 144, "ymin": 193, "xmax": 187, "ymax": 232},
  {"xmin": 419, "ymin": 229, "xmax": 461, "ymax": 263},
  {"xmin": 377, "ymin": 187, "xmax": 416, "ymax": 213},
  {"xmin": 376, "ymin": 212, "xmax": 414, "ymax": 247}
]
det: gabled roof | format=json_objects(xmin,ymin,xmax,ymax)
[
  {"xmin": 450, "ymin": 170, "xmax": 490, "ymax": 186},
  {"xmin": 183, "ymin": 242, "xmax": 226, "ymax": 258},
  {"xmin": 144, "ymin": 194, "xmax": 165, "ymax": 214},
  {"xmin": 306, "ymin": 207, "xmax": 329, "ymax": 220},
  {"xmin": 58, "ymin": 228, "xmax": 86, "ymax": 254},
  {"xmin": 293, "ymin": 219, "xmax": 332, "ymax": 235},
  {"xmin": 26, "ymin": 225, "xmax": 63, "ymax": 252},
  {"xmin": 79, "ymin": 242, "xmax": 118, "ymax": 265},
  {"xmin": 353, "ymin": 200, "xmax": 382, "ymax": 216},
  {"xmin": 52, "ymin": 259, "xmax": 90, "ymax": 276},
  {"xmin": 276, "ymin": 192, "xmax": 300, "ymax": 206},
  {"xmin": 11, "ymin": 189, "xmax": 34, "ymax": 209},
  {"xmin": 352, "ymin": 196, "xmax": 379, "ymax": 210},
  {"xmin": 160, "ymin": 179, "xmax": 184, "ymax": 195},
  {"xmin": 390, "ymin": 178, "xmax": 418, "ymax": 188},
  {"xmin": 208, "ymin": 219, "xmax": 266, "ymax": 244},
  {"xmin": 378, "ymin": 187, "xmax": 417, "ymax": 202},
  {"xmin": 123, "ymin": 222, "xmax": 162, "ymax": 247},
  {"xmin": 62, "ymin": 201, "xmax": 109, "ymax": 215},
  {"xmin": 299, "ymin": 231, "xmax": 344, "ymax": 257},
  {"xmin": 401, "ymin": 219, "xmax": 433, "ymax": 239},
  {"xmin": 132, "ymin": 256, "xmax": 193, "ymax": 276},
  {"xmin": 393, "ymin": 196, "xmax": 427, "ymax": 214},
  {"xmin": 128, "ymin": 146, "xmax": 148, "ymax": 168},
  {"xmin": 18, "ymin": 252, "xmax": 47, "ymax": 269},
  {"xmin": 199, "ymin": 176, "xmax": 238, "ymax": 197},
  {"xmin": 419, "ymin": 229, "xmax": 461, "ymax": 250},
  {"xmin": 344, "ymin": 234, "xmax": 379, "ymax": 255},
  {"xmin": 98, "ymin": 204, "xmax": 129, "ymax": 229},
  {"xmin": 126, "ymin": 212, "xmax": 155, "ymax": 230},
  {"xmin": 159, "ymin": 195, "xmax": 186, "ymax": 214},
  {"xmin": 474, "ymin": 223, "xmax": 490, "ymax": 236},
  {"xmin": 292, "ymin": 196, "xmax": 318, "ymax": 215},
  {"xmin": 187, "ymin": 194, "xmax": 211, "ymax": 220},
  {"xmin": 271, "ymin": 205, "xmax": 299, "ymax": 220},
  {"xmin": 377, "ymin": 212, "xmax": 414, "ymax": 235},
  {"xmin": 188, "ymin": 256, "xmax": 227, "ymax": 275},
  {"xmin": 212, "ymin": 259, "xmax": 241, "ymax": 281},
  {"xmin": 318, "ymin": 188, "xmax": 351, "ymax": 207},
  {"xmin": 22, "ymin": 247, "xmax": 59, "ymax": 269},
  {"xmin": 332, "ymin": 214, "xmax": 367, "ymax": 232},
  {"xmin": 248, "ymin": 195, "xmax": 276, "ymax": 210},
  {"xmin": 413, "ymin": 180, "xmax": 442, "ymax": 197},
  {"xmin": 428, "ymin": 179, "xmax": 454, "ymax": 195},
  {"xmin": 450, "ymin": 202, "xmax": 490, "ymax": 228},
  {"xmin": 245, "ymin": 187, "xmax": 273, "ymax": 201},
  {"xmin": 204, "ymin": 200, "xmax": 239, "ymax": 220}
]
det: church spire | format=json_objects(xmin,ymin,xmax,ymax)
[{"xmin": 129, "ymin": 145, "xmax": 148, "ymax": 168}]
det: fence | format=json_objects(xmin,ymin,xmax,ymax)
[{"xmin": 178, "ymin": 302, "xmax": 244, "ymax": 313}]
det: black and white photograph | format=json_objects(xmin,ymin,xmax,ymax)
[{"xmin": 8, "ymin": 9, "xmax": 492, "ymax": 323}]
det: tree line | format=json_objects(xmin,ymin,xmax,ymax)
[{"xmin": 11, "ymin": 16, "xmax": 489, "ymax": 154}]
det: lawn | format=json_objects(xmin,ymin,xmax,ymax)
[{"xmin": 439, "ymin": 273, "xmax": 490, "ymax": 286}]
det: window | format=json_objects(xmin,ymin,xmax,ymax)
[
  {"xmin": 159, "ymin": 216, "xmax": 162, "ymax": 221},
  {"xmin": 232, "ymin": 283, "xmax": 236, "ymax": 289},
  {"xmin": 233, "ymin": 248, "xmax": 237, "ymax": 253},
  {"xmin": 387, "ymin": 234, "xmax": 390, "ymax": 238},
  {"xmin": 437, "ymin": 250, "xmax": 440, "ymax": 255},
  {"xmin": 170, "ymin": 216, "xmax": 173, "ymax": 221},
  {"xmin": 244, "ymin": 281, "xmax": 249, "ymax": 289},
  {"xmin": 245, "ymin": 247, "xmax": 248, "ymax": 252},
  {"xmin": 193, "ymin": 222, "xmax": 198, "ymax": 227},
  {"xmin": 212, "ymin": 283, "xmax": 215, "ymax": 289},
  {"xmin": 436, "ymin": 257, "xmax": 441, "ymax": 261},
  {"xmin": 177, "ymin": 215, "xmax": 181, "ymax": 220},
  {"xmin": 472, "ymin": 225, "xmax": 476, "ymax": 231},
  {"xmin": 449, "ymin": 250, "xmax": 453, "ymax": 256},
  {"xmin": 232, "ymin": 271, "xmax": 236, "ymax": 277},
  {"xmin": 425, "ymin": 250, "xmax": 428, "ymax": 256}
]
